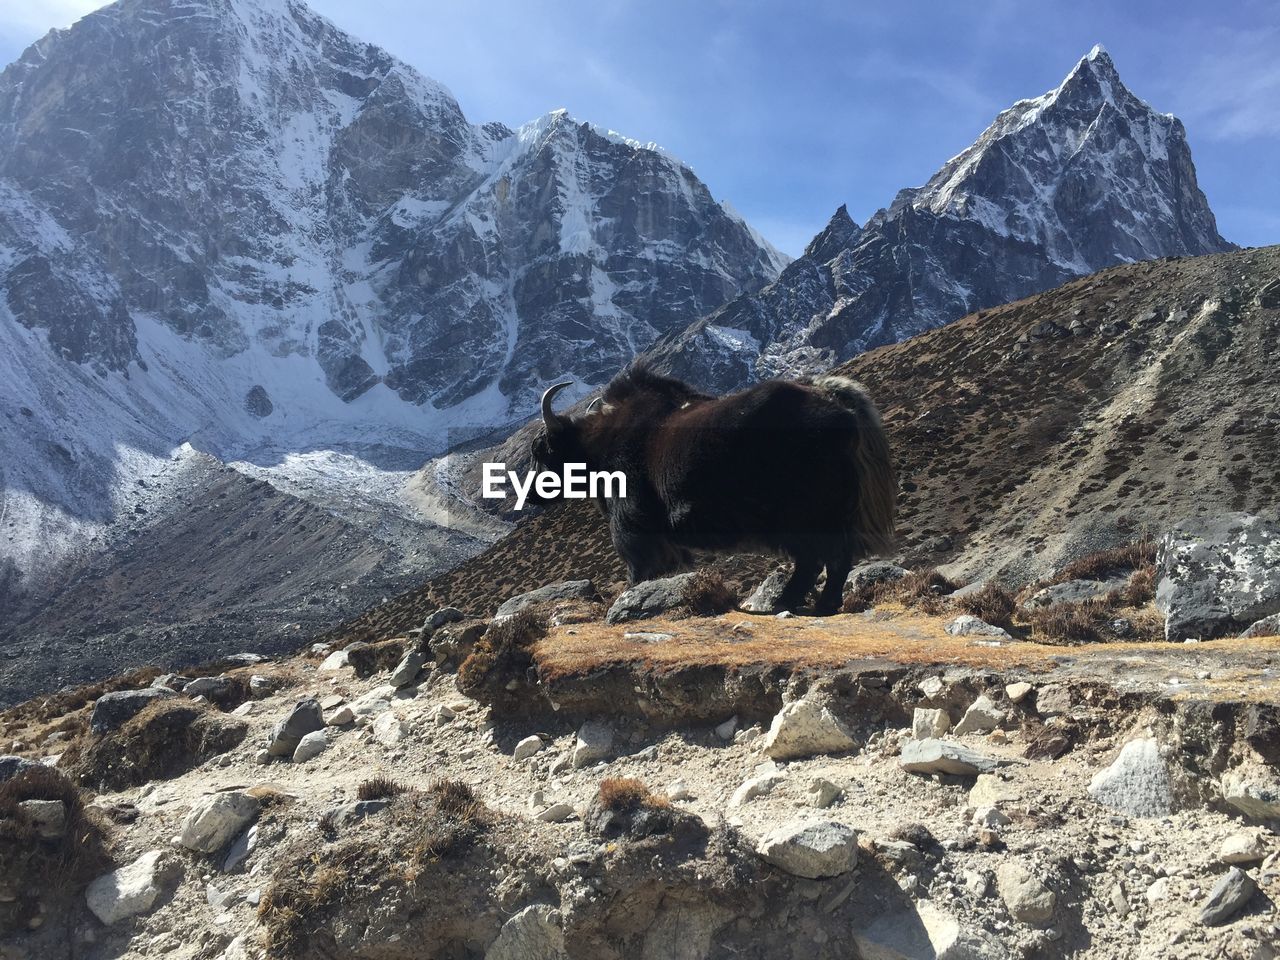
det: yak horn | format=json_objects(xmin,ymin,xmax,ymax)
[
  {"xmin": 541, "ymin": 380, "xmax": 574, "ymax": 432},
  {"xmin": 586, "ymin": 396, "xmax": 603, "ymax": 414}
]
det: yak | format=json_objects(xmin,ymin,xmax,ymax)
[{"xmin": 529, "ymin": 366, "xmax": 896, "ymax": 615}]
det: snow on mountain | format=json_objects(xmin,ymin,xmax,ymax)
[
  {"xmin": 0, "ymin": 0, "xmax": 784, "ymax": 593},
  {"xmin": 645, "ymin": 46, "xmax": 1234, "ymax": 392}
]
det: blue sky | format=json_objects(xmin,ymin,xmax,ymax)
[{"xmin": 4, "ymin": 0, "xmax": 1278, "ymax": 256}]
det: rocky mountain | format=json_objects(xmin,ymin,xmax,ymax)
[
  {"xmin": 646, "ymin": 46, "xmax": 1235, "ymax": 392},
  {"xmin": 0, "ymin": 0, "xmax": 784, "ymax": 609}
]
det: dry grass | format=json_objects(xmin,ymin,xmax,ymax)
[
  {"xmin": 681, "ymin": 570, "xmax": 739, "ymax": 616},
  {"xmin": 843, "ymin": 568, "xmax": 957, "ymax": 615},
  {"xmin": 955, "ymin": 583, "xmax": 1018, "ymax": 631},
  {"xmin": 597, "ymin": 777, "xmax": 672, "ymax": 814},
  {"xmin": 356, "ymin": 776, "xmax": 406, "ymax": 802},
  {"xmin": 61, "ymin": 700, "xmax": 248, "ymax": 791},
  {"xmin": 456, "ymin": 609, "xmax": 547, "ymax": 694},
  {"xmin": 1041, "ymin": 539, "xmax": 1158, "ymax": 588},
  {"xmin": 0, "ymin": 764, "xmax": 113, "ymax": 935}
]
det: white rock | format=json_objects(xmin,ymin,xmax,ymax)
[
  {"xmin": 918, "ymin": 676, "xmax": 945, "ymax": 699},
  {"xmin": 1034, "ymin": 683, "xmax": 1071, "ymax": 717},
  {"xmin": 971, "ymin": 805, "xmax": 1011, "ymax": 828},
  {"xmin": 372, "ymin": 713, "xmax": 408, "ymax": 746},
  {"xmin": 534, "ymin": 802, "xmax": 575, "ymax": 823},
  {"xmin": 485, "ymin": 904, "xmax": 565, "ymax": 960},
  {"xmin": 760, "ymin": 697, "xmax": 856, "ymax": 761},
  {"xmin": 1087, "ymin": 738, "xmax": 1173, "ymax": 818},
  {"xmin": 900, "ymin": 739, "xmax": 1001, "ymax": 776},
  {"xmin": 1005, "ymin": 682, "xmax": 1032, "ymax": 703},
  {"xmin": 808, "ymin": 777, "xmax": 843, "ymax": 808},
  {"xmin": 1220, "ymin": 764, "xmax": 1280, "ymax": 820},
  {"xmin": 513, "ymin": 735, "xmax": 545, "ymax": 761},
  {"xmin": 856, "ymin": 901, "xmax": 1010, "ymax": 960},
  {"xmin": 1146, "ymin": 877, "xmax": 1171, "ymax": 904},
  {"xmin": 996, "ymin": 861, "xmax": 1056, "ymax": 926},
  {"xmin": 953, "ymin": 695, "xmax": 1004, "ymax": 735},
  {"xmin": 230, "ymin": 702, "xmax": 254, "ymax": 717},
  {"xmin": 945, "ymin": 615, "xmax": 1011, "ymax": 639},
  {"xmin": 912, "ymin": 707, "xmax": 951, "ymax": 740},
  {"xmin": 968, "ymin": 774, "xmax": 1012, "ymax": 807},
  {"xmin": 318, "ymin": 650, "xmax": 350, "ymax": 672},
  {"xmin": 571, "ymin": 721, "xmax": 613, "ymax": 768},
  {"xmin": 1219, "ymin": 832, "xmax": 1267, "ymax": 864},
  {"xmin": 292, "ymin": 730, "xmax": 327, "ymax": 763},
  {"xmin": 19, "ymin": 799, "xmax": 66, "ymax": 837},
  {"xmin": 667, "ymin": 778, "xmax": 691, "ymax": 801},
  {"xmin": 180, "ymin": 792, "xmax": 260, "ymax": 854},
  {"xmin": 222, "ymin": 824, "xmax": 259, "ymax": 873},
  {"xmin": 325, "ymin": 706, "xmax": 354, "ymax": 726},
  {"xmin": 715, "ymin": 716, "xmax": 739, "ymax": 740},
  {"xmin": 729, "ymin": 771, "xmax": 784, "ymax": 807},
  {"xmin": 85, "ymin": 851, "xmax": 178, "ymax": 924},
  {"xmin": 755, "ymin": 820, "xmax": 858, "ymax": 878}
]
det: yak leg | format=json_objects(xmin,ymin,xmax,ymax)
[
  {"xmin": 814, "ymin": 541, "xmax": 855, "ymax": 616},
  {"xmin": 775, "ymin": 555, "xmax": 822, "ymax": 612}
]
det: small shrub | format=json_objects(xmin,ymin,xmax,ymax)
[
  {"xmin": 456, "ymin": 609, "xmax": 547, "ymax": 695},
  {"xmin": 357, "ymin": 777, "xmax": 405, "ymax": 802},
  {"xmin": 955, "ymin": 583, "xmax": 1017, "ymax": 630},
  {"xmin": 842, "ymin": 567, "xmax": 956, "ymax": 615},
  {"xmin": 597, "ymin": 777, "xmax": 671, "ymax": 813},
  {"xmin": 1048, "ymin": 539, "xmax": 1157, "ymax": 585},
  {"xmin": 410, "ymin": 781, "xmax": 491, "ymax": 862},
  {"xmin": 1116, "ymin": 564, "xmax": 1157, "ymax": 607},
  {"xmin": 428, "ymin": 779, "xmax": 484, "ymax": 820},
  {"xmin": 1025, "ymin": 601, "xmax": 1107, "ymax": 644},
  {"xmin": 682, "ymin": 570, "xmax": 738, "ymax": 616}
]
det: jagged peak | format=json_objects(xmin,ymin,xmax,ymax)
[{"xmin": 803, "ymin": 204, "xmax": 862, "ymax": 262}]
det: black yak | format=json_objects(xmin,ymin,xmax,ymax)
[{"xmin": 529, "ymin": 366, "xmax": 896, "ymax": 615}]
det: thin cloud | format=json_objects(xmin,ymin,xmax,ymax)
[{"xmin": 1177, "ymin": 27, "xmax": 1280, "ymax": 141}]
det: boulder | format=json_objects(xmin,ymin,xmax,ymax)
[
  {"xmin": 760, "ymin": 697, "xmax": 857, "ymax": 761},
  {"xmin": 485, "ymin": 904, "xmax": 566, "ymax": 960},
  {"xmin": 267, "ymin": 699, "xmax": 324, "ymax": 756},
  {"xmin": 1240, "ymin": 612, "xmax": 1280, "ymax": 639},
  {"xmin": 0, "ymin": 755, "xmax": 39, "ymax": 783},
  {"xmin": 845, "ymin": 561, "xmax": 908, "ymax": 595},
  {"xmin": 388, "ymin": 650, "xmax": 427, "ymax": 689},
  {"xmin": 1032, "ymin": 683, "xmax": 1071, "ymax": 718},
  {"xmin": 912, "ymin": 707, "xmax": 951, "ymax": 740},
  {"xmin": 944, "ymin": 616, "xmax": 1011, "ymax": 639},
  {"xmin": 318, "ymin": 650, "xmax": 351, "ymax": 672},
  {"xmin": 180, "ymin": 791, "xmax": 260, "ymax": 853},
  {"xmin": 85, "ymin": 850, "xmax": 180, "ymax": 925},
  {"xmin": 1005, "ymin": 682, "xmax": 1032, "ymax": 703},
  {"xmin": 292, "ymin": 730, "xmax": 327, "ymax": 763},
  {"xmin": 19, "ymin": 799, "xmax": 66, "ymax": 837},
  {"xmin": 1024, "ymin": 578, "xmax": 1125, "ymax": 609},
  {"xmin": 755, "ymin": 820, "xmax": 858, "ymax": 879},
  {"xmin": 729, "ymin": 771, "xmax": 784, "ymax": 807},
  {"xmin": 184, "ymin": 676, "xmax": 233, "ymax": 702},
  {"xmin": 1156, "ymin": 513, "xmax": 1280, "ymax": 641},
  {"xmin": 1220, "ymin": 764, "xmax": 1280, "ymax": 820},
  {"xmin": 900, "ymin": 739, "xmax": 1001, "ymax": 776},
  {"xmin": 372, "ymin": 713, "xmax": 408, "ymax": 746},
  {"xmin": 808, "ymin": 778, "xmax": 843, "ymax": 808},
  {"xmin": 996, "ymin": 861, "xmax": 1055, "ymax": 926},
  {"xmin": 741, "ymin": 567, "xmax": 791, "ymax": 613},
  {"xmin": 222, "ymin": 823, "xmax": 259, "ymax": 872},
  {"xmin": 856, "ymin": 902, "xmax": 1011, "ymax": 960},
  {"xmin": 605, "ymin": 573, "xmax": 697, "ymax": 624},
  {"xmin": 1219, "ymin": 833, "xmax": 1266, "ymax": 865},
  {"xmin": 327, "ymin": 799, "xmax": 390, "ymax": 831},
  {"xmin": 423, "ymin": 606, "xmax": 465, "ymax": 633},
  {"xmin": 495, "ymin": 581, "xmax": 598, "ymax": 619},
  {"xmin": 1087, "ymin": 738, "xmax": 1173, "ymax": 818},
  {"xmin": 513, "ymin": 735, "xmax": 545, "ymax": 761},
  {"xmin": 571, "ymin": 721, "xmax": 613, "ymax": 768},
  {"xmin": 1198, "ymin": 867, "xmax": 1256, "ymax": 926},
  {"xmin": 953, "ymin": 695, "xmax": 1003, "ymax": 735},
  {"xmin": 89, "ymin": 688, "xmax": 175, "ymax": 734}
]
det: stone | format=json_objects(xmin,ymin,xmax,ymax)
[
  {"xmin": 1157, "ymin": 513, "xmax": 1280, "ymax": 641},
  {"xmin": 180, "ymin": 791, "xmax": 260, "ymax": 853},
  {"xmin": 327, "ymin": 800, "xmax": 390, "ymax": 831},
  {"xmin": 760, "ymin": 697, "xmax": 857, "ymax": 761},
  {"xmin": 741, "ymin": 567, "xmax": 792, "ymax": 613},
  {"xmin": 996, "ymin": 861, "xmax": 1056, "ymax": 926},
  {"xmin": 571, "ymin": 721, "xmax": 613, "ymax": 768},
  {"xmin": 1219, "ymin": 833, "xmax": 1266, "ymax": 865},
  {"xmin": 1087, "ymin": 738, "xmax": 1173, "ymax": 818},
  {"xmin": 900, "ymin": 739, "xmax": 1001, "ymax": 776},
  {"xmin": 1024, "ymin": 578, "xmax": 1125, "ymax": 609},
  {"xmin": 755, "ymin": 820, "xmax": 858, "ymax": 879},
  {"xmin": 845, "ymin": 561, "xmax": 908, "ymax": 595},
  {"xmin": 267, "ymin": 699, "xmax": 325, "ymax": 756},
  {"xmin": 1221, "ymin": 764, "xmax": 1280, "ymax": 819},
  {"xmin": 667, "ymin": 779, "xmax": 691, "ymax": 801},
  {"xmin": 912, "ymin": 707, "xmax": 951, "ymax": 739},
  {"xmin": 730, "ymin": 772, "xmax": 784, "ymax": 807},
  {"xmin": 19, "ymin": 799, "xmax": 66, "ymax": 837},
  {"xmin": 918, "ymin": 677, "xmax": 946, "ymax": 699},
  {"xmin": 85, "ymin": 851, "xmax": 179, "ymax": 924},
  {"xmin": 857, "ymin": 901, "xmax": 1011, "ymax": 960},
  {"xmin": 1005, "ymin": 682, "xmax": 1032, "ymax": 703},
  {"xmin": 968, "ymin": 774, "xmax": 1012, "ymax": 807},
  {"xmin": 320, "ymin": 694, "xmax": 344, "ymax": 709},
  {"xmin": 292, "ymin": 730, "xmax": 327, "ymax": 763},
  {"xmin": 423, "ymin": 606, "xmax": 465, "ymax": 632},
  {"xmin": 325, "ymin": 706, "xmax": 354, "ymax": 726},
  {"xmin": 0, "ymin": 755, "xmax": 40, "ymax": 782},
  {"xmin": 222, "ymin": 824, "xmax": 259, "ymax": 872},
  {"xmin": 1198, "ymin": 867, "xmax": 1256, "ymax": 926},
  {"xmin": 808, "ymin": 778, "xmax": 843, "ymax": 808},
  {"xmin": 1240, "ymin": 612, "xmax": 1280, "ymax": 638},
  {"xmin": 388, "ymin": 650, "xmax": 427, "ymax": 689},
  {"xmin": 513, "ymin": 735, "xmax": 545, "ymax": 761},
  {"xmin": 89, "ymin": 689, "xmax": 175, "ymax": 734},
  {"xmin": 1109, "ymin": 882, "xmax": 1130, "ymax": 918},
  {"xmin": 953, "ymin": 695, "xmax": 1003, "ymax": 735},
  {"xmin": 605, "ymin": 573, "xmax": 698, "ymax": 624},
  {"xmin": 231, "ymin": 702, "xmax": 255, "ymax": 717},
  {"xmin": 318, "ymin": 650, "xmax": 351, "ymax": 672},
  {"xmin": 534, "ymin": 802, "xmax": 575, "ymax": 823},
  {"xmin": 495, "ymin": 581, "xmax": 598, "ymax": 619},
  {"xmin": 971, "ymin": 805, "xmax": 1010, "ymax": 828},
  {"xmin": 372, "ymin": 713, "xmax": 408, "ymax": 746},
  {"xmin": 1145, "ymin": 877, "xmax": 1171, "ymax": 904},
  {"xmin": 944, "ymin": 615, "xmax": 1011, "ymax": 639},
  {"xmin": 715, "ymin": 716, "xmax": 738, "ymax": 740},
  {"xmin": 1033, "ymin": 683, "xmax": 1071, "ymax": 717},
  {"xmin": 184, "ymin": 676, "xmax": 232, "ymax": 701},
  {"xmin": 485, "ymin": 904, "xmax": 565, "ymax": 960},
  {"xmin": 249, "ymin": 675, "xmax": 275, "ymax": 694}
]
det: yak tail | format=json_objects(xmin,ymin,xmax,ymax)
[{"xmin": 812, "ymin": 376, "xmax": 897, "ymax": 557}]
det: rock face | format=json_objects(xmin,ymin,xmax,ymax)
[
  {"xmin": 0, "ymin": 0, "xmax": 784, "ymax": 592},
  {"xmin": 759, "ymin": 697, "xmax": 857, "ymax": 761},
  {"xmin": 85, "ymin": 850, "xmax": 180, "ymax": 925},
  {"xmin": 1087, "ymin": 738, "xmax": 1173, "ymax": 818},
  {"xmin": 755, "ymin": 820, "xmax": 858, "ymax": 879},
  {"xmin": 486, "ymin": 904, "xmax": 565, "ymax": 960},
  {"xmin": 644, "ymin": 46, "xmax": 1232, "ymax": 394},
  {"xmin": 1156, "ymin": 514, "xmax": 1280, "ymax": 641},
  {"xmin": 605, "ymin": 574, "xmax": 697, "ymax": 624}
]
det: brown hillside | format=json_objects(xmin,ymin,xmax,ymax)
[{"xmin": 324, "ymin": 245, "xmax": 1280, "ymax": 644}]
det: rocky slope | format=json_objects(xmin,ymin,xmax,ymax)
[
  {"xmin": 333, "ymin": 244, "xmax": 1280, "ymax": 645},
  {"xmin": 644, "ymin": 46, "xmax": 1234, "ymax": 393},
  {"xmin": 0, "ymin": 0, "xmax": 784, "ymax": 602}
]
